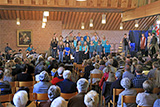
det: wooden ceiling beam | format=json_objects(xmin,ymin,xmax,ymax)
[{"xmin": 122, "ymin": 0, "xmax": 160, "ymax": 22}]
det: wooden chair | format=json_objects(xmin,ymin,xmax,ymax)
[
  {"xmin": 36, "ymin": 93, "xmax": 49, "ymax": 101},
  {"xmin": 121, "ymin": 95, "xmax": 136, "ymax": 107},
  {"xmin": 137, "ymin": 106, "xmax": 152, "ymax": 107},
  {"xmin": 61, "ymin": 92, "xmax": 77, "ymax": 100},
  {"xmin": 9, "ymin": 81, "xmax": 18, "ymax": 87},
  {"xmin": 153, "ymin": 88, "xmax": 160, "ymax": 94},
  {"xmin": 0, "ymin": 94, "xmax": 12, "ymax": 102},
  {"xmin": 16, "ymin": 87, "xmax": 33, "ymax": 93},
  {"xmin": 11, "ymin": 87, "xmax": 16, "ymax": 94},
  {"xmin": 18, "ymin": 81, "xmax": 35, "ymax": 87},
  {"xmin": 90, "ymin": 73, "xmax": 103, "ymax": 90},
  {"xmin": 132, "ymin": 88, "xmax": 144, "ymax": 93},
  {"xmin": 108, "ymin": 88, "xmax": 124, "ymax": 107}
]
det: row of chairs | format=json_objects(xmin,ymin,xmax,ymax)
[
  {"xmin": 0, "ymin": 92, "xmax": 77, "ymax": 107},
  {"xmin": 107, "ymin": 88, "xmax": 160, "ymax": 107}
]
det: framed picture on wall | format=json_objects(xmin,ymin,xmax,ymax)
[{"xmin": 17, "ymin": 30, "xmax": 32, "ymax": 47}]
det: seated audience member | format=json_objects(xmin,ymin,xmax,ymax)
[
  {"xmin": 84, "ymin": 90, "xmax": 99, "ymax": 107},
  {"xmin": 132, "ymin": 65, "xmax": 147, "ymax": 88},
  {"xmin": 83, "ymin": 59, "xmax": 94, "ymax": 80},
  {"xmin": 136, "ymin": 80, "xmax": 158, "ymax": 106},
  {"xmin": 99, "ymin": 65, "xmax": 110, "ymax": 89},
  {"xmin": 11, "ymin": 87, "xmax": 36, "ymax": 107},
  {"xmin": 3, "ymin": 69, "xmax": 14, "ymax": 82},
  {"xmin": 50, "ymin": 96, "xmax": 67, "ymax": 107},
  {"xmin": 51, "ymin": 67, "xmax": 64, "ymax": 85},
  {"xmin": 0, "ymin": 70, "xmax": 12, "ymax": 95},
  {"xmin": 23, "ymin": 58, "xmax": 34, "ymax": 74},
  {"xmin": 90, "ymin": 63, "xmax": 103, "ymax": 84},
  {"xmin": 6, "ymin": 50, "xmax": 12, "ymax": 60},
  {"xmin": 110, "ymin": 70, "xmax": 123, "ymax": 103},
  {"xmin": 40, "ymin": 85, "xmax": 63, "ymax": 107},
  {"xmin": 154, "ymin": 67, "xmax": 160, "ymax": 87},
  {"xmin": 34, "ymin": 57, "xmax": 46, "ymax": 76},
  {"xmin": 68, "ymin": 78, "xmax": 89, "ymax": 107},
  {"xmin": 147, "ymin": 62, "xmax": 159, "ymax": 79},
  {"xmin": 117, "ymin": 78, "xmax": 137, "ymax": 107},
  {"xmin": 105, "ymin": 59, "xmax": 117, "ymax": 73},
  {"xmin": 56, "ymin": 70, "xmax": 77, "ymax": 93},
  {"xmin": 16, "ymin": 64, "xmax": 33, "ymax": 81},
  {"xmin": 122, "ymin": 65, "xmax": 135, "ymax": 80},
  {"xmin": 33, "ymin": 71, "xmax": 52, "ymax": 93},
  {"xmin": 153, "ymin": 99, "xmax": 160, "ymax": 107},
  {"xmin": 12, "ymin": 58, "xmax": 22, "ymax": 76},
  {"xmin": 99, "ymin": 60, "xmax": 106, "ymax": 71}
]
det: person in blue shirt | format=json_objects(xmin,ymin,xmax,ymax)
[
  {"xmin": 96, "ymin": 41, "xmax": 103, "ymax": 58},
  {"xmin": 83, "ymin": 32, "xmax": 91, "ymax": 41},
  {"xmin": 104, "ymin": 41, "xmax": 111, "ymax": 57},
  {"xmin": 80, "ymin": 37, "xmax": 84, "ymax": 46},
  {"xmin": 57, "ymin": 41, "xmax": 64, "ymax": 63},
  {"xmin": 86, "ymin": 36, "xmax": 90, "ymax": 47},
  {"xmin": 93, "ymin": 36, "xmax": 98, "ymax": 52},
  {"xmin": 73, "ymin": 36, "xmax": 77, "ymax": 48},
  {"xmin": 89, "ymin": 41, "xmax": 95, "ymax": 58},
  {"xmin": 76, "ymin": 32, "xmax": 81, "ymax": 41},
  {"xmin": 102, "ymin": 36, "xmax": 107, "ymax": 47},
  {"xmin": 26, "ymin": 44, "xmax": 33, "ymax": 52},
  {"xmin": 64, "ymin": 43, "xmax": 70, "ymax": 63},
  {"xmin": 77, "ymin": 41, "xmax": 82, "ymax": 51},
  {"xmin": 83, "ymin": 41, "xmax": 89, "ymax": 59}
]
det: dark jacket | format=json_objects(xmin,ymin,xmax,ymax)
[
  {"xmin": 16, "ymin": 73, "xmax": 33, "ymax": 81},
  {"xmin": 83, "ymin": 65, "xmax": 94, "ymax": 80},
  {"xmin": 0, "ymin": 81, "xmax": 12, "ymax": 95}
]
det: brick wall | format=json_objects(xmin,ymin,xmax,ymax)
[{"xmin": 0, "ymin": 20, "xmax": 62, "ymax": 53}]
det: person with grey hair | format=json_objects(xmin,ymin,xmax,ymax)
[
  {"xmin": 122, "ymin": 65, "xmax": 135, "ymax": 80},
  {"xmin": 90, "ymin": 63, "xmax": 103, "ymax": 84},
  {"xmin": 50, "ymin": 96, "xmax": 67, "ymax": 107},
  {"xmin": 68, "ymin": 78, "xmax": 89, "ymax": 107},
  {"xmin": 105, "ymin": 59, "xmax": 117, "ymax": 73},
  {"xmin": 51, "ymin": 67, "xmax": 64, "ymax": 85},
  {"xmin": 147, "ymin": 62, "xmax": 159, "ymax": 79},
  {"xmin": 84, "ymin": 90, "xmax": 99, "ymax": 107},
  {"xmin": 153, "ymin": 99, "xmax": 160, "ymax": 107},
  {"xmin": 136, "ymin": 80, "xmax": 158, "ymax": 106},
  {"xmin": 117, "ymin": 78, "xmax": 137, "ymax": 107},
  {"xmin": 33, "ymin": 71, "xmax": 52, "ymax": 94},
  {"xmin": 3, "ymin": 68, "xmax": 14, "ymax": 82},
  {"xmin": 56, "ymin": 70, "xmax": 77, "ymax": 93}
]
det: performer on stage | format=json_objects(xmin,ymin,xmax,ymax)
[
  {"xmin": 83, "ymin": 41, "xmax": 89, "ymax": 59},
  {"xmin": 140, "ymin": 34, "xmax": 146, "ymax": 56},
  {"xmin": 104, "ymin": 40, "xmax": 111, "ymax": 57},
  {"xmin": 26, "ymin": 44, "xmax": 33, "ymax": 52},
  {"xmin": 96, "ymin": 41, "xmax": 103, "ymax": 58},
  {"xmin": 57, "ymin": 41, "xmax": 64, "ymax": 63},
  {"xmin": 50, "ymin": 36, "xmax": 58, "ymax": 59},
  {"xmin": 64, "ymin": 43, "xmax": 70, "ymax": 63},
  {"xmin": 122, "ymin": 34, "xmax": 129, "ymax": 56}
]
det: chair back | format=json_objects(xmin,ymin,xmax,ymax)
[
  {"xmin": 36, "ymin": 93, "xmax": 49, "ymax": 101},
  {"xmin": 9, "ymin": 82, "xmax": 18, "ymax": 87},
  {"xmin": 61, "ymin": 92, "xmax": 77, "ymax": 100},
  {"xmin": 153, "ymin": 88, "xmax": 160, "ymax": 94},
  {"xmin": 137, "ymin": 106, "xmax": 152, "ymax": 107},
  {"xmin": 18, "ymin": 81, "xmax": 35, "ymax": 87},
  {"xmin": 0, "ymin": 94, "xmax": 12, "ymax": 102},
  {"xmin": 133, "ymin": 88, "xmax": 144, "ymax": 93},
  {"xmin": 90, "ymin": 73, "xmax": 102, "ymax": 90},
  {"xmin": 121, "ymin": 95, "xmax": 136, "ymax": 107}
]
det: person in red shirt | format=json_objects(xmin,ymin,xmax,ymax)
[{"xmin": 51, "ymin": 67, "xmax": 64, "ymax": 85}]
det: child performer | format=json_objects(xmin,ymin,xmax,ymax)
[
  {"xmin": 96, "ymin": 40, "xmax": 103, "ymax": 58},
  {"xmin": 89, "ymin": 41, "xmax": 95, "ymax": 58},
  {"xmin": 104, "ymin": 40, "xmax": 111, "ymax": 57},
  {"xmin": 64, "ymin": 43, "xmax": 70, "ymax": 63},
  {"xmin": 57, "ymin": 41, "xmax": 64, "ymax": 63},
  {"xmin": 83, "ymin": 41, "xmax": 89, "ymax": 59}
]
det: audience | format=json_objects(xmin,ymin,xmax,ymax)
[
  {"xmin": 84, "ymin": 90, "xmax": 99, "ymax": 107},
  {"xmin": 33, "ymin": 71, "xmax": 52, "ymax": 93},
  {"xmin": 3, "ymin": 69, "xmax": 14, "ymax": 82},
  {"xmin": 51, "ymin": 67, "xmax": 64, "ymax": 85},
  {"xmin": 136, "ymin": 80, "xmax": 158, "ymax": 106},
  {"xmin": 83, "ymin": 59, "xmax": 94, "ymax": 80},
  {"xmin": 68, "ymin": 78, "xmax": 89, "ymax": 107},
  {"xmin": 0, "ymin": 70, "xmax": 12, "ymax": 95},
  {"xmin": 99, "ymin": 60, "xmax": 106, "ymax": 71},
  {"xmin": 147, "ymin": 62, "xmax": 159, "ymax": 79},
  {"xmin": 132, "ymin": 65, "xmax": 147, "ymax": 88},
  {"xmin": 122, "ymin": 65, "xmax": 135, "ymax": 80},
  {"xmin": 154, "ymin": 67, "xmax": 160, "ymax": 87},
  {"xmin": 117, "ymin": 77, "xmax": 137, "ymax": 107},
  {"xmin": 56, "ymin": 70, "xmax": 77, "ymax": 93}
]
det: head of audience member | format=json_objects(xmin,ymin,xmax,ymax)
[
  {"xmin": 4, "ymin": 68, "xmax": 12, "ymax": 77},
  {"xmin": 0, "ymin": 70, "xmax": 4, "ymax": 81},
  {"xmin": 152, "ymin": 62, "xmax": 159, "ymax": 69},
  {"xmin": 143, "ymin": 80, "xmax": 154, "ymax": 93},
  {"xmin": 105, "ymin": 59, "xmax": 113, "ymax": 66},
  {"xmin": 119, "ymin": 60, "xmax": 125, "ymax": 69},
  {"xmin": 21, "ymin": 64, "xmax": 28, "ymax": 73},
  {"xmin": 115, "ymin": 70, "xmax": 123, "ymax": 80},
  {"xmin": 153, "ymin": 99, "xmax": 160, "ymax": 107},
  {"xmin": 48, "ymin": 85, "xmax": 61, "ymax": 101},
  {"xmin": 84, "ymin": 90, "xmax": 99, "ymax": 107},
  {"xmin": 135, "ymin": 65, "xmax": 143, "ymax": 75},
  {"xmin": 103, "ymin": 57, "xmax": 107, "ymax": 63},
  {"xmin": 82, "ymin": 60, "xmax": 87, "ymax": 67},
  {"xmin": 125, "ymin": 58, "xmax": 131, "ymax": 65},
  {"xmin": 19, "ymin": 49, "xmax": 22, "ymax": 53},
  {"xmin": 103, "ymin": 66, "xmax": 110, "ymax": 74},
  {"xmin": 50, "ymin": 96, "xmax": 67, "ymax": 107},
  {"xmin": 57, "ymin": 67, "xmax": 64, "ymax": 77},
  {"xmin": 87, "ymin": 59, "xmax": 92, "ymax": 66},
  {"xmin": 15, "ymin": 58, "xmax": 21, "ymax": 64},
  {"xmin": 47, "ymin": 56, "xmax": 53, "ymax": 63},
  {"xmin": 107, "ymin": 72, "xmax": 116, "ymax": 82},
  {"xmin": 77, "ymin": 78, "xmax": 89, "ymax": 93},
  {"xmin": 125, "ymin": 65, "xmax": 130, "ymax": 72},
  {"xmin": 39, "ymin": 71, "xmax": 50, "ymax": 82},
  {"xmin": 100, "ymin": 60, "xmax": 105, "ymax": 66},
  {"xmin": 63, "ymin": 70, "xmax": 71, "ymax": 80},
  {"xmin": 153, "ymin": 54, "xmax": 158, "ymax": 59},
  {"xmin": 13, "ymin": 90, "xmax": 28, "ymax": 107},
  {"xmin": 121, "ymin": 77, "xmax": 131, "ymax": 89},
  {"xmin": 91, "ymin": 57, "xmax": 95, "ymax": 64},
  {"xmin": 94, "ymin": 63, "xmax": 100, "ymax": 69}
]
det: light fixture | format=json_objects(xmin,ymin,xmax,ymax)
[
  {"xmin": 135, "ymin": 20, "xmax": 139, "ymax": 28},
  {"xmin": 16, "ymin": 18, "xmax": 20, "ymax": 25},
  {"xmin": 89, "ymin": 19, "xmax": 93, "ymax": 27},
  {"xmin": 43, "ymin": 11, "xmax": 49, "ymax": 17},
  {"xmin": 42, "ymin": 22, "xmax": 46, "ymax": 28},
  {"xmin": 102, "ymin": 14, "xmax": 106, "ymax": 24},
  {"xmin": 120, "ymin": 23, "xmax": 123, "ymax": 30},
  {"xmin": 76, "ymin": 0, "xmax": 86, "ymax": 1},
  {"xmin": 157, "ymin": 15, "xmax": 160, "ymax": 24},
  {"xmin": 43, "ymin": 17, "xmax": 47, "ymax": 22},
  {"xmin": 81, "ymin": 22, "xmax": 84, "ymax": 29}
]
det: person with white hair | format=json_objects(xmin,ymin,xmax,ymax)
[
  {"xmin": 50, "ymin": 96, "xmax": 67, "ymax": 107},
  {"xmin": 117, "ymin": 78, "xmax": 137, "ymax": 107},
  {"xmin": 105, "ymin": 59, "xmax": 117, "ymax": 73},
  {"xmin": 56, "ymin": 70, "xmax": 77, "ymax": 93},
  {"xmin": 33, "ymin": 71, "xmax": 52, "ymax": 94},
  {"xmin": 51, "ymin": 67, "xmax": 64, "ymax": 85},
  {"xmin": 68, "ymin": 78, "xmax": 89, "ymax": 107},
  {"xmin": 3, "ymin": 68, "xmax": 14, "ymax": 82},
  {"xmin": 136, "ymin": 80, "xmax": 158, "ymax": 106},
  {"xmin": 153, "ymin": 99, "xmax": 160, "ymax": 107},
  {"xmin": 84, "ymin": 90, "xmax": 99, "ymax": 107}
]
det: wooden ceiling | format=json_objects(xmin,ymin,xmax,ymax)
[{"xmin": 0, "ymin": 0, "xmax": 158, "ymax": 30}]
